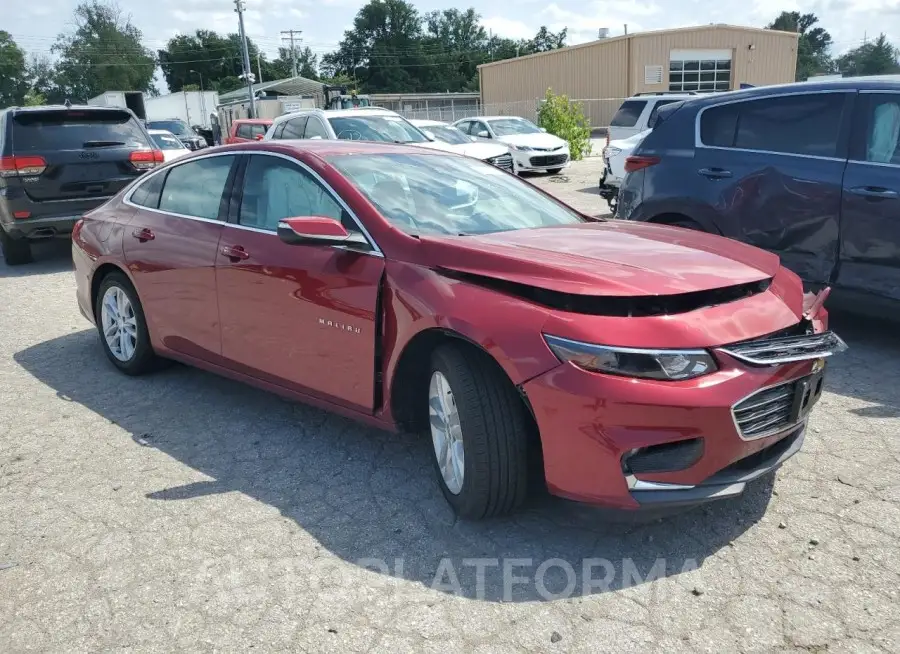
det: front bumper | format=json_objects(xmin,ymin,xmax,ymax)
[
  {"xmin": 522, "ymin": 351, "xmax": 825, "ymax": 510},
  {"xmin": 512, "ymin": 149, "xmax": 570, "ymax": 172}
]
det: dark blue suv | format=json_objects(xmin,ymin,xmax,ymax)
[{"xmin": 618, "ymin": 79, "xmax": 900, "ymax": 317}]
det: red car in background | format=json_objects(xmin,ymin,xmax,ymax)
[
  {"xmin": 224, "ymin": 118, "xmax": 272, "ymax": 144},
  {"xmin": 71, "ymin": 140, "xmax": 846, "ymax": 519}
]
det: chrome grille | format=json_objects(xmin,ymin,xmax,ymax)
[
  {"xmin": 488, "ymin": 153, "xmax": 514, "ymax": 172},
  {"xmin": 732, "ymin": 381, "xmax": 797, "ymax": 439},
  {"xmin": 719, "ymin": 331, "xmax": 846, "ymax": 366},
  {"xmin": 530, "ymin": 153, "xmax": 568, "ymax": 167}
]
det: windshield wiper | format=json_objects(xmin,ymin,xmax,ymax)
[{"xmin": 82, "ymin": 140, "xmax": 126, "ymax": 148}]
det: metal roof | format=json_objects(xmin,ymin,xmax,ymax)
[{"xmin": 217, "ymin": 75, "xmax": 325, "ymax": 104}]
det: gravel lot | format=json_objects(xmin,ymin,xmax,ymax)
[{"xmin": 1, "ymin": 159, "xmax": 898, "ymax": 653}]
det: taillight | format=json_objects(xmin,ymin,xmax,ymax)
[
  {"xmin": 0, "ymin": 155, "xmax": 48, "ymax": 177},
  {"xmin": 129, "ymin": 150, "xmax": 165, "ymax": 171},
  {"xmin": 605, "ymin": 132, "xmax": 610, "ymax": 148},
  {"xmin": 624, "ymin": 155, "xmax": 660, "ymax": 173},
  {"xmin": 72, "ymin": 218, "xmax": 85, "ymax": 242}
]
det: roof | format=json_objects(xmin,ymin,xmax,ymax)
[
  {"xmin": 4, "ymin": 104, "xmax": 129, "ymax": 114},
  {"xmin": 477, "ymin": 23, "xmax": 800, "ymax": 70},
  {"xmin": 232, "ymin": 117, "xmax": 273, "ymax": 124},
  {"xmin": 217, "ymin": 75, "xmax": 325, "ymax": 104},
  {"xmin": 274, "ymin": 107, "xmax": 400, "ymax": 122},
  {"xmin": 212, "ymin": 139, "xmax": 447, "ymax": 159},
  {"xmin": 457, "ymin": 116, "xmax": 533, "ymax": 122},
  {"xmin": 147, "ymin": 129, "xmax": 177, "ymax": 134},
  {"xmin": 409, "ymin": 119, "xmax": 447, "ymax": 126}
]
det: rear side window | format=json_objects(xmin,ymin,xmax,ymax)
[
  {"xmin": 304, "ymin": 117, "xmax": 329, "ymax": 139},
  {"xmin": 271, "ymin": 122, "xmax": 287, "ymax": 139},
  {"xmin": 130, "ymin": 171, "xmax": 166, "ymax": 209},
  {"xmin": 12, "ymin": 110, "xmax": 149, "ymax": 152},
  {"xmin": 237, "ymin": 123, "xmax": 252, "ymax": 139},
  {"xmin": 701, "ymin": 93, "xmax": 847, "ymax": 157},
  {"xmin": 611, "ymin": 101, "xmax": 647, "ymax": 127},
  {"xmin": 647, "ymin": 100, "xmax": 680, "ymax": 127},
  {"xmin": 158, "ymin": 156, "xmax": 234, "ymax": 220}
]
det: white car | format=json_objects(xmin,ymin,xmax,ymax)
[
  {"xmin": 452, "ymin": 116, "xmax": 570, "ymax": 174},
  {"xmin": 148, "ymin": 129, "xmax": 190, "ymax": 162},
  {"xmin": 598, "ymin": 129, "xmax": 650, "ymax": 214},
  {"xmin": 409, "ymin": 119, "xmax": 513, "ymax": 173},
  {"xmin": 608, "ymin": 93, "xmax": 697, "ymax": 142}
]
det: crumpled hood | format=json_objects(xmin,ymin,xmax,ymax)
[
  {"xmin": 497, "ymin": 132, "xmax": 568, "ymax": 150},
  {"xmin": 420, "ymin": 221, "xmax": 781, "ymax": 297}
]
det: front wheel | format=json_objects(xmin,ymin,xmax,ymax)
[
  {"xmin": 94, "ymin": 273, "xmax": 159, "ymax": 375},
  {"xmin": 428, "ymin": 344, "xmax": 530, "ymax": 519}
]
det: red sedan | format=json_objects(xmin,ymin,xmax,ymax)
[{"xmin": 72, "ymin": 140, "xmax": 846, "ymax": 519}]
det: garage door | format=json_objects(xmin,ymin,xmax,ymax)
[{"xmin": 669, "ymin": 49, "xmax": 732, "ymax": 93}]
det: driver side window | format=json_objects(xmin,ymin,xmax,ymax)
[
  {"xmin": 239, "ymin": 155, "xmax": 350, "ymax": 232},
  {"xmin": 475, "ymin": 122, "xmax": 491, "ymax": 138}
]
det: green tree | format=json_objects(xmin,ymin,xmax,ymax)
[
  {"xmin": 537, "ymin": 88, "xmax": 591, "ymax": 160},
  {"xmin": 158, "ymin": 30, "xmax": 262, "ymax": 92},
  {"xmin": 324, "ymin": 0, "xmax": 428, "ymax": 92},
  {"xmin": 766, "ymin": 11, "xmax": 834, "ymax": 80},
  {"xmin": 267, "ymin": 46, "xmax": 319, "ymax": 80},
  {"xmin": 527, "ymin": 26, "xmax": 567, "ymax": 53},
  {"xmin": 836, "ymin": 34, "xmax": 900, "ymax": 76},
  {"xmin": 25, "ymin": 55, "xmax": 62, "ymax": 104},
  {"xmin": 52, "ymin": 1, "xmax": 156, "ymax": 102},
  {"xmin": 0, "ymin": 31, "xmax": 29, "ymax": 108},
  {"xmin": 420, "ymin": 8, "xmax": 488, "ymax": 91}
]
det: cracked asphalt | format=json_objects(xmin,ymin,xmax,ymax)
[{"xmin": 1, "ymin": 159, "xmax": 898, "ymax": 653}]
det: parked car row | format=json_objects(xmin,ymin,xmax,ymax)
[{"xmin": 604, "ymin": 79, "xmax": 900, "ymax": 319}]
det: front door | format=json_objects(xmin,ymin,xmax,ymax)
[
  {"xmin": 839, "ymin": 91, "xmax": 900, "ymax": 303},
  {"xmin": 124, "ymin": 154, "xmax": 238, "ymax": 361},
  {"xmin": 216, "ymin": 152, "xmax": 384, "ymax": 411}
]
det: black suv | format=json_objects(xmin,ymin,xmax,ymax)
[
  {"xmin": 0, "ymin": 105, "xmax": 160, "ymax": 265},
  {"xmin": 145, "ymin": 119, "xmax": 207, "ymax": 151}
]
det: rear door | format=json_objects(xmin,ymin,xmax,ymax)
[
  {"xmin": 8, "ymin": 108, "xmax": 154, "ymax": 219},
  {"xmin": 839, "ymin": 90, "xmax": 900, "ymax": 302},
  {"xmin": 124, "ymin": 154, "xmax": 239, "ymax": 362},
  {"xmin": 693, "ymin": 91, "xmax": 853, "ymax": 285}
]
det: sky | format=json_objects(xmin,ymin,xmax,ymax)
[{"xmin": 7, "ymin": 0, "xmax": 898, "ymax": 81}]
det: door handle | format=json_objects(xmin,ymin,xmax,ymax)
[
  {"xmin": 698, "ymin": 167, "xmax": 733, "ymax": 179},
  {"xmin": 131, "ymin": 227, "xmax": 154, "ymax": 242},
  {"xmin": 848, "ymin": 186, "xmax": 898, "ymax": 199},
  {"xmin": 220, "ymin": 245, "xmax": 250, "ymax": 261}
]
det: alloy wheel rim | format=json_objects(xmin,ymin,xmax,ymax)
[
  {"xmin": 100, "ymin": 286, "xmax": 138, "ymax": 362},
  {"xmin": 429, "ymin": 371, "xmax": 465, "ymax": 495}
]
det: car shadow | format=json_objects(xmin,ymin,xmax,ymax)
[
  {"xmin": 824, "ymin": 311, "xmax": 900, "ymax": 418},
  {"xmin": 577, "ymin": 185, "xmax": 603, "ymax": 195},
  {"xmin": 15, "ymin": 330, "xmax": 776, "ymax": 602},
  {"xmin": 0, "ymin": 240, "xmax": 72, "ymax": 278}
]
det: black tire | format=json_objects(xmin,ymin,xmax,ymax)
[
  {"xmin": 428, "ymin": 343, "xmax": 530, "ymax": 519},
  {"xmin": 547, "ymin": 168, "xmax": 564, "ymax": 175},
  {"xmin": 0, "ymin": 229, "xmax": 33, "ymax": 266},
  {"xmin": 93, "ymin": 272, "xmax": 158, "ymax": 375}
]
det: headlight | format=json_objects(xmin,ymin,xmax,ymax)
[
  {"xmin": 544, "ymin": 334, "xmax": 717, "ymax": 381},
  {"xmin": 510, "ymin": 144, "xmax": 533, "ymax": 152},
  {"xmin": 605, "ymin": 147, "xmax": 622, "ymax": 157}
]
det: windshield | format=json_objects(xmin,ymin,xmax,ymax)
[
  {"xmin": 12, "ymin": 110, "xmax": 148, "ymax": 151},
  {"xmin": 329, "ymin": 153, "xmax": 586, "ymax": 236},
  {"xmin": 151, "ymin": 133, "xmax": 185, "ymax": 150},
  {"xmin": 426, "ymin": 125, "xmax": 471, "ymax": 145},
  {"xmin": 327, "ymin": 115, "xmax": 427, "ymax": 144},
  {"xmin": 487, "ymin": 118, "xmax": 542, "ymax": 136},
  {"xmin": 147, "ymin": 120, "xmax": 191, "ymax": 137},
  {"xmin": 339, "ymin": 97, "xmax": 370, "ymax": 109}
]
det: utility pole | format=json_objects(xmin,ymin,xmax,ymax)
[
  {"xmin": 281, "ymin": 29, "xmax": 302, "ymax": 77},
  {"xmin": 257, "ymin": 52, "xmax": 263, "ymax": 84},
  {"xmin": 234, "ymin": 0, "xmax": 256, "ymax": 118}
]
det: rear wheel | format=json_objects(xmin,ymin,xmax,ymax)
[
  {"xmin": 428, "ymin": 344, "xmax": 530, "ymax": 519},
  {"xmin": 663, "ymin": 218, "xmax": 704, "ymax": 232},
  {"xmin": 94, "ymin": 273, "xmax": 158, "ymax": 375},
  {"xmin": 0, "ymin": 229, "xmax": 33, "ymax": 266}
]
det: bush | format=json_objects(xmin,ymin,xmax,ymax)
[{"xmin": 536, "ymin": 88, "xmax": 592, "ymax": 160}]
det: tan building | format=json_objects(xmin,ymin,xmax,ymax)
[{"xmin": 478, "ymin": 24, "xmax": 799, "ymax": 127}]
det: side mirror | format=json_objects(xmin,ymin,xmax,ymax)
[
  {"xmin": 539, "ymin": 127, "xmax": 548, "ymax": 133},
  {"xmin": 476, "ymin": 130, "xmax": 490, "ymax": 139},
  {"xmin": 469, "ymin": 135, "xmax": 478, "ymax": 142},
  {"xmin": 277, "ymin": 216, "xmax": 371, "ymax": 249},
  {"xmin": 423, "ymin": 130, "xmax": 436, "ymax": 142},
  {"xmin": 255, "ymin": 133, "xmax": 265, "ymax": 141}
]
